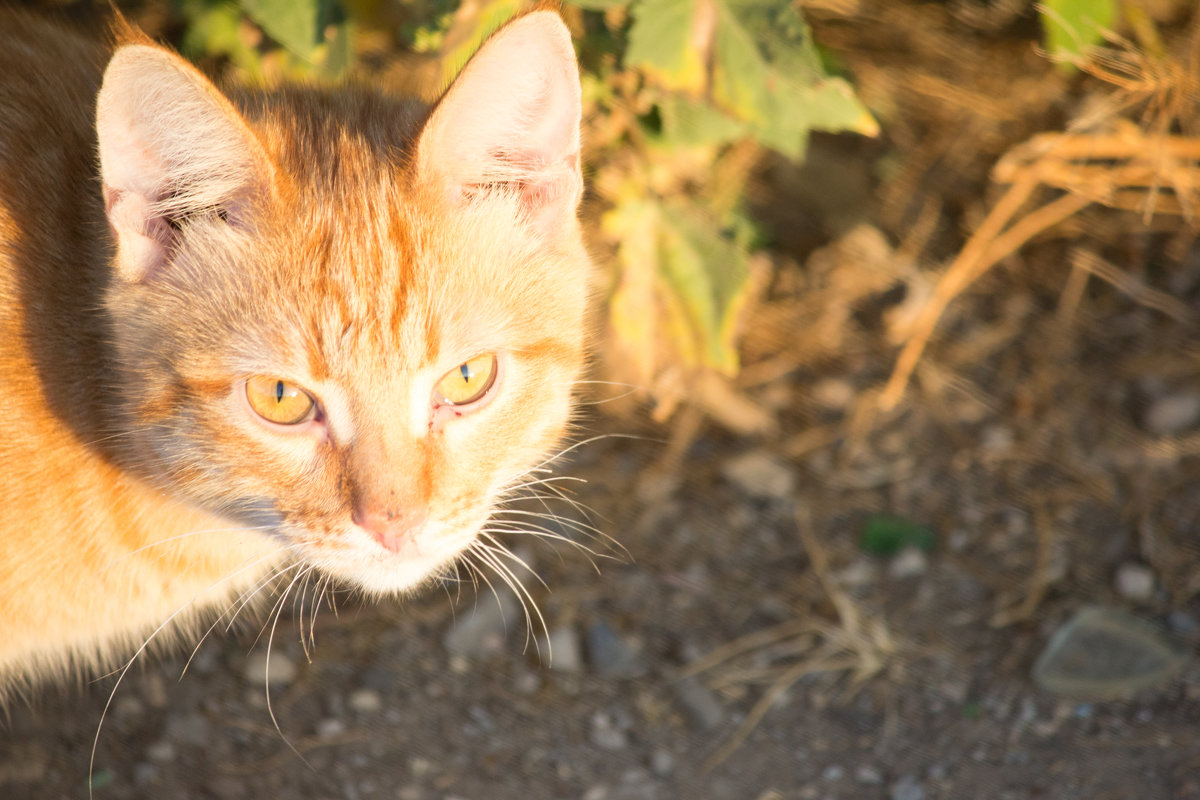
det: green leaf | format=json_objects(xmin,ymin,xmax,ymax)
[
  {"xmin": 180, "ymin": 1, "xmax": 266, "ymax": 81},
  {"xmin": 755, "ymin": 76, "xmax": 878, "ymax": 159},
  {"xmin": 626, "ymin": 0, "xmax": 706, "ymax": 92},
  {"xmin": 239, "ymin": 0, "xmax": 328, "ymax": 59},
  {"xmin": 658, "ymin": 95, "xmax": 749, "ymax": 148},
  {"xmin": 1040, "ymin": 0, "xmax": 1117, "ymax": 63},
  {"xmin": 656, "ymin": 202, "xmax": 750, "ymax": 374},
  {"xmin": 709, "ymin": 0, "xmax": 876, "ymax": 160},
  {"xmin": 860, "ymin": 514, "xmax": 936, "ymax": 556},
  {"xmin": 711, "ymin": 1, "xmax": 769, "ymax": 124},
  {"xmin": 605, "ymin": 191, "xmax": 753, "ymax": 378}
]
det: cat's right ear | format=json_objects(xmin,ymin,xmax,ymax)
[{"xmin": 96, "ymin": 45, "xmax": 274, "ymax": 283}]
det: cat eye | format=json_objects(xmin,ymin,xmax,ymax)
[
  {"xmin": 435, "ymin": 354, "xmax": 498, "ymax": 406},
  {"xmin": 245, "ymin": 377, "xmax": 317, "ymax": 425}
]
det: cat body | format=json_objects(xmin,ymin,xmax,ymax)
[{"xmin": 0, "ymin": 9, "xmax": 588, "ymax": 688}]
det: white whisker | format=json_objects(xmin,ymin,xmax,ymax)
[{"xmin": 261, "ymin": 564, "xmax": 317, "ymax": 772}]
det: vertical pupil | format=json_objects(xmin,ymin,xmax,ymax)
[
  {"xmin": 459, "ymin": 364, "xmax": 471, "ymax": 383},
  {"xmin": 275, "ymin": 380, "xmax": 284, "ymax": 403}
]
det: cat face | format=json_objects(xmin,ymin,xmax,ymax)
[{"xmin": 96, "ymin": 13, "xmax": 589, "ymax": 594}]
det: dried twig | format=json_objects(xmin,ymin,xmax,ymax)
[{"xmin": 879, "ymin": 173, "xmax": 1088, "ymax": 411}]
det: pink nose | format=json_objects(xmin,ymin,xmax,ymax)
[{"xmin": 353, "ymin": 507, "xmax": 428, "ymax": 554}]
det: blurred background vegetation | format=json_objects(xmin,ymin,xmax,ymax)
[
  {"xmin": 53, "ymin": 0, "xmax": 1187, "ymax": 436},
  {"xmin": 12, "ymin": 3, "xmax": 1200, "ymax": 793}
]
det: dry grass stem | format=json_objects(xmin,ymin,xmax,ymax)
[
  {"xmin": 879, "ymin": 25, "xmax": 1200, "ymax": 413},
  {"xmin": 878, "ymin": 172, "xmax": 1042, "ymax": 411},
  {"xmin": 1067, "ymin": 248, "xmax": 1193, "ymax": 324},
  {"xmin": 991, "ymin": 500, "xmax": 1057, "ymax": 626},
  {"xmin": 692, "ymin": 507, "xmax": 895, "ymax": 772}
]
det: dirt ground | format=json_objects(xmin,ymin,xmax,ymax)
[{"xmin": 6, "ymin": 1, "xmax": 1200, "ymax": 798}]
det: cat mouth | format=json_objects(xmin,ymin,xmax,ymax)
[{"xmin": 301, "ymin": 522, "xmax": 479, "ymax": 595}]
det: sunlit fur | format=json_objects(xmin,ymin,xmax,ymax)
[{"xmin": 0, "ymin": 9, "xmax": 590, "ymax": 691}]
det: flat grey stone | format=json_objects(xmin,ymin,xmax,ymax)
[{"xmin": 1032, "ymin": 606, "xmax": 1189, "ymax": 699}]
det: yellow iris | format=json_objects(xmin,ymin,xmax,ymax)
[
  {"xmin": 245, "ymin": 377, "xmax": 316, "ymax": 425},
  {"xmin": 435, "ymin": 354, "xmax": 497, "ymax": 406}
]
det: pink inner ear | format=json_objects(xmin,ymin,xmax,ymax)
[
  {"xmin": 96, "ymin": 44, "xmax": 271, "ymax": 283},
  {"xmin": 417, "ymin": 12, "xmax": 583, "ymax": 236}
]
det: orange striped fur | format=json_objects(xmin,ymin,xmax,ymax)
[{"xmin": 0, "ymin": 8, "xmax": 590, "ymax": 690}]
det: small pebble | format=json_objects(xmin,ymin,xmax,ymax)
[
  {"xmin": 586, "ymin": 621, "xmax": 644, "ymax": 677},
  {"xmin": 315, "ymin": 718, "xmax": 346, "ymax": 739},
  {"xmin": 590, "ymin": 711, "xmax": 628, "ymax": 751},
  {"xmin": 132, "ymin": 762, "xmax": 158, "ymax": 787},
  {"xmin": 1143, "ymin": 389, "xmax": 1200, "ymax": 435},
  {"xmin": 348, "ymin": 688, "xmax": 383, "ymax": 714},
  {"xmin": 980, "ymin": 424, "xmax": 1014, "ymax": 453},
  {"xmin": 1168, "ymin": 611, "xmax": 1200, "ymax": 636},
  {"xmin": 145, "ymin": 740, "xmax": 176, "ymax": 763},
  {"xmin": 1114, "ymin": 562, "xmax": 1156, "ymax": 602},
  {"xmin": 855, "ymin": 765, "xmax": 883, "ymax": 785},
  {"xmin": 835, "ymin": 559, "xmax": 878, "ymax": 588},
  {"xmin": 514, "ymin": 670, "xmax": 542, "ymax": 695},
  {"xmin": 888, "ymin": 547, "xmax": 928, "ymax": 579},
  {"xmin": 822, "ymin": 765, "xmax": 845, "ymax": 782},
  {"xmin": 242, "ymin": 650, "xmax": 297, "ymax": 687},
  {"xmin": 671, "ymin": 676, "xmax": 725, "ymax": 729},
  {"xmin": 721, "ymin": 450, "xmax": 796, "ymax": 500},
  {"xmin": 810, "ymin": 378, "xmax": 855, "ymax": 411},
  {"xmin": 443, "ymin": 588, "xmax": 520, "ymax": 659},
  {"xmin": 546, "ymin": 627, "xmax": 583, "ymax": 672},
  {"xmin": 891, "ymin": 775, "xmax": 925, "ymax": 800},
  {"xmin": 113, "ymin": 696, "xmax": 144, "ymax": 719},
  {"xmin": 650, "ymin": 749, "xmax": 675, "ymax": 777}
]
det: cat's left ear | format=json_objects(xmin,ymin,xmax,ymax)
[
  {"xmin": 414, "ymin": 12, "xmax": 582, "ymax": 240},
  {"xmin": 96, "ymin": 44, "xmax": 274, "ymax": 282}
]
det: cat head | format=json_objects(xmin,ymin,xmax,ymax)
[{"xmin": 94, "ymin": 12, "xmax": 590, "ymax": 594}]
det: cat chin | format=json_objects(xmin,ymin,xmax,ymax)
[{"xmin": 315, "ymin": 542, "xmax": 471, "ymax": 596}]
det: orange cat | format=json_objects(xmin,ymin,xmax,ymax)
[{"xmin": 0, "ymin": 8, "xmax": 589, "ymax": 690}]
